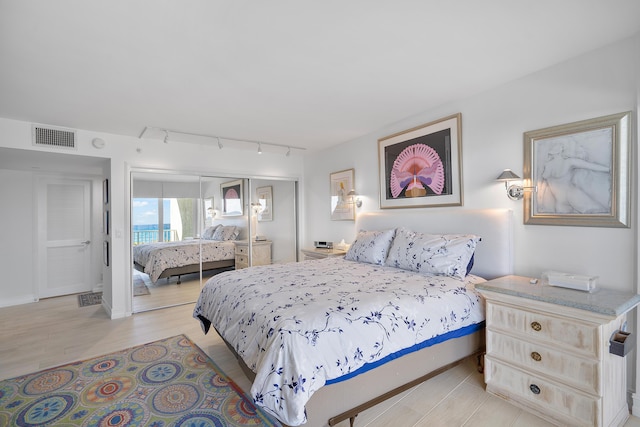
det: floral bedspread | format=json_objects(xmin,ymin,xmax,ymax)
[
  {"xmin": 193, "ymin": 257, "xmax": 485, "ymax": 426},
  {"xmin": 133, "ymin": 240, "xmax": 235, "ymax": 282}
]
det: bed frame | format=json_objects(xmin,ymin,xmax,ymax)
[
  {"xmin": 225, "ymin": 208, "xmax": 514, "ymax": 426},
  {"xmin": 133, "ymin": 259, "xmax": 235, "ymax": 284}
]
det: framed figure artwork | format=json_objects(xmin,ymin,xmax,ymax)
[
  {"xmin": 378, "ymin": 113, "xmax": 463, "ymax": 209},
  {"xmin": 256, "ymin": 186, "xmax": 273, "ymax": 222},
  {"xmin": 330, "ymin": 169, "xmax": 355, "ymax": 221},
  {"xmin": 203, "ymin": 197, "xmax": 215, "ymax": 225},
  {"xmin": 221, "ymin": 179, "xmax": 243, "ymax": 217},
  {"xmin": 523, "ymin": 111, "xmax": 630, "ymax": 227}
]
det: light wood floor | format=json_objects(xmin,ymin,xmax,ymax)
[
  {"xmin": 132, "ymin": 270, "xmax": 201, "ymax": 312},
  {"xmin": 132, "ymin": 268, "xmax": 229, "ymax": 312},
  {"xmin": 2, "ymin": 295, "xmax": 639, "ymax": 427}
]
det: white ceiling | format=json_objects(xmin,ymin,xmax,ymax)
[{"xmin": 1, "ymin": 1, "xmax": 639, "ymax": 152}]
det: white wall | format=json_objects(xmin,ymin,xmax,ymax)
[
  {"xmin": 302, "ymin": 33, "xmax": 638, "ymax": 292},
  {"xmin": 0, "ymin": 169, "xmax": 35, "ymax": 306},
  {"xmin": 0, "ymin": 119, "xmax": 303, "ymax": 317}
]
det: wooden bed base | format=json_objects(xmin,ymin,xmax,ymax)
[
  {"xmin": 222, "ymin": 328, "xmax": 485, "ymax": 427},
  {"xmin": 133, "ymin": 259, "xmax": 235, "ymax": 284}
]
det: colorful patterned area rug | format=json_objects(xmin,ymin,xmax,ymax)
[{"xmin": 0, "ymin": 335, "xmax": 281, "ymax": 426}]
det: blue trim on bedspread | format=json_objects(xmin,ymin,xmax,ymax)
[{"xmin": 325, "ymin": 321, "xmax": 485, "ymax": 385}]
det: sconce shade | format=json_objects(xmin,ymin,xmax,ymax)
[
  {"xmin": 496, "ymin": 169, "xmax": 521, "ymax": 181},
  {"xmin": 496, "ymin": 168, "xmax": 536, "ymax": 200},
  {"xmin": 346, "ymin": 190, "xmax": 362, "ymax": 208}
]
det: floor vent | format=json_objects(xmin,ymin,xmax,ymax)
[{"xmin": 32, "ymin": 125, "xmax": 77, "ymax": 150}]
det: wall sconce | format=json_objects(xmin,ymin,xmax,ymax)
[
  {"xmin": 347, "ymin": 190, "xmax": 362, "ymax": 208},
  {"xmin": 251, "ymin": 202, "xmax": 264, "ymax": 213},
  {"xmin": 496, "ymin": 169, "xmax": 536, "ymax": 200}
]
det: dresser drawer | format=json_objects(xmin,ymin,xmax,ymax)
[
  {"xmin": 235, "ymin": 254, "xmax": 248, "ymax": 269},
  {"xmin": 487, "ymin": 330, "xmax": 600, "ymax": 395},
  {"xmin": 236, "ymin": 245, "xmax": 248, "ymax": 255},
  {"xmin": 486, "ymin": 302, "xmax": 598, "ymax": 358},
  {"xmin": 485, "ymin": 358, "xmax": 599, "ymax": 427}
]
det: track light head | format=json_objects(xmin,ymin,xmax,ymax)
[
  {"xmin": 163, "ymin": 130, "xmax": 169, "ymax": 144},
  {"xmin": 258, "ymin": 143, "xmax": 262, "ymax": 154},
  {"xmin": 217, "ymin": 137, "xmax": 223, "ymax": 149},
  {"xmin": 286, "ymin": 146, "xmax": 291, "ymax": 157}
]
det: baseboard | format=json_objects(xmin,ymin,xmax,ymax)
[
  {"xmin": 0, "ymin": 295, "xmax": 37, "ymax": 308},
  {"xmin": 631, "ymin": 392, "xmax": 640, "ymax": 417},
  {"xmin": 93, "ymin": 282, "xmax": 103, "ymax": 293}
]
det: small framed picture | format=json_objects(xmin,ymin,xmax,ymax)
[
  {"xmin": 256, "ymin": 186, "xmax": 273, "ymax": 222},
  {"xmin": 221, "ymin": 179, "xmax": 243, "ymax": 216},
  {"xmin": 330, "ymin": 169, "xmax": 355, "ymax": 221}
]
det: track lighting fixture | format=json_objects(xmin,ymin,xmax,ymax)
[{"xmin": 138, "ymin": 126, "xmax": 306, "ymax": 156}]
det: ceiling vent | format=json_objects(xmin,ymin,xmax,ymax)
[{"xmin": 32, "ymin": 124, "xmax": 77, "ymax": 150}]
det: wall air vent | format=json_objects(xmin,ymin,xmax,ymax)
[{"xmin": 32, "ymin": 125, "xmax": 77, "ymax": 150}]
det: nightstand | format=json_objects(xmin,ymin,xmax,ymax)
[
  {"xmin": 476, "ymin": 275, "xmax": 640, "ymax": 427},
  {"xmin": 301, "ymin": 248, "xmax": 347, "ymax": 261},
  {"xmin": 234, "ymin": 240, "xmax": 272, "ymax": 269}
]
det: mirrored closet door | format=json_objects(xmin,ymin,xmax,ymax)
[
  {"xmin": 131, "ymin": 172, "xmax": 217, "ymax": 312},
  {"xmin": 245, "ymin": 178, "xmax": 298, "ymax": 265},
  {"xmin": 131, "ymin": 171, "xmax": 298, "ymax": 313}
]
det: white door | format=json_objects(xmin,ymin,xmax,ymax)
[{"xmin": 37, "ymin": 177, "xmax": 92, "ymax": 298}]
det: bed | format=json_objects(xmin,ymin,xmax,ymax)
[
  {"xmin": 193, "ymin": 209, "xmax": 513, "ymax": 426},
  {"xmin": 133, "ymin": 224, "xmax": 238, "ymax": 284}
]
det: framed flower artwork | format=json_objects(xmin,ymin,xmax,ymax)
[{"xmin": 378, "ymin": 113, "xmax": 462, "ymax": 209}]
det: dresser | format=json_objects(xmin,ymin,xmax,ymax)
[
  {"xmin": 301, "ymin": 248, "xmax": 347, "ymax": 261},
  {"xmin": 476, "ymin": 275, "xmax": 640, "ymax": 427},
  {"xmin": 234, "ymin": 240, "xmax": 272, "ymax": 269}
]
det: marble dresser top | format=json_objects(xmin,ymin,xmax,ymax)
[{"xmin": 476, "ymin": 275, "xmax": 640, "ymax": 317}]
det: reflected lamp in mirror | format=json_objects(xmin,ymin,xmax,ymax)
[
  {"xmin": 496, "ymin": 169, "xmax": 536, "ymax": 200},
  {"xmin": 251, "ymin": 202, "xmax": 264, "ymax": 214},
  {"xmin": 346, "ymin": 189, "xmax": 362, "ymax": 208}
]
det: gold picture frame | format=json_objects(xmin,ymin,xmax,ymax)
[
  {"xmin": 378, "ymin": 113, "xmax": 463, "ymax": 209},
  {"xmin": 330, "ymin": 169, "xmax": 355, "ymax": 221},
  {"xmin": 221, "ymin": 179, "xmax": 243, "ymax": 217},
  {"xmin": 256, "ymin": 186, "xmax": 273, "ymax": 222},
  {"xmin": 523, "ymin": 111, "xmax": 630, "ymax": 227}
]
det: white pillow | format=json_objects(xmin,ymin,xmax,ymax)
[
  {"xmin": 345, "ymin": 229, "xmax": 396, "ymax": 265},
  {"xmin": 385, "ymin": 227, "xmax": 480, "ymax": 279},
  {"xmin": 201, "ymin": 225, "xmax": 221, "ymax": 240},
  {"xmin": 211, "ymin": 225, "xmax": 240, "ymax": 241}
]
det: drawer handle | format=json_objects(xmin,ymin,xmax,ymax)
[
  {"xmin": 530, "ymin": 384, "xmax": 541, "ymax": 395},
  {"xmin": 530, "ymin": 321, "xmax": 542, "ymax": 331},
  {"xmin": 531, "ymin": 351, "xmax": 542, "ymax": 362}
]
